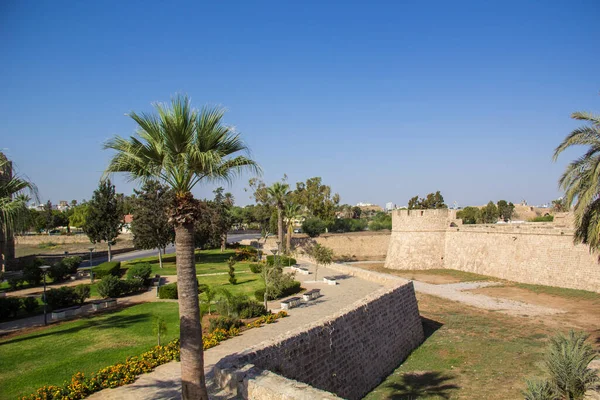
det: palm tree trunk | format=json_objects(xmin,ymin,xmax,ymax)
[
  {"xmin": 277, "ymin": 207, "xmax": 283, "ymax": 248},
  {"xmin": 286, "ymin": 224, "xmax": 292, "ymax": 254},
  {"xmin": 175, "ymin": 222, "xmax": 208, "ymax": 400}
]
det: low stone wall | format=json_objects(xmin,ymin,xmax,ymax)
[
  {"xmin": 14, "ymin": 234, "xmax": 133, "ymax": 245},
  {"xmin": 215, "ymin": 277, "xmax": 424, "ymax": 400}
]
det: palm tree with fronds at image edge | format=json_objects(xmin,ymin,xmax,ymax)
[{"xmin": 103, "ymin": 95, "xmax": 260, "ymax": 399}]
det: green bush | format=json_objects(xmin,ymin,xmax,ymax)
[
  {"xmin": 120, "ymin": 278, "xmax": 145, "ymax": 296},
  {"xmin": 523, "ymin": 379, "xmax": 556, "ymax": 400},
  {"xmin": 249, "ymin": 263, "xmax": 262, "ymax": 273},
  {"xmin": 74, "ymin": 284, "xmax": 91, "ymax": 304},
  {"xmin": 61, "ymin": 256, "xmax": 83, "ymax": 274},
  {"xmin": 48, "ymin": 262, "xmax": 70, "ymax": 282},
  {"xmin": 302, "ymin": 217, "xmax": 327, "ymax": 237},
  {"xmin": 8, "ymin": 277, "xmax": 22, "ymax": 290},
  {"xmin": 126, "ymin": 263, "xmax": 152, "ymax": 281},
  {"xmin": 22, "ymin": 259, "xmax": 44, "ymax": 285},
  {"xmin": 234, "ymin": 247, "xmax": 257, "ymax": 261},
  {"xmin": 0, "ymin": 297, "xmax": 21, "ymax": 319},
  {"xmin": 208, "ymin": 316, "xmax": 243, "ymax": 333},
  {"xmin": 45, "ymin": 287, "xmax": 79, "ymax": 309},
  {"xmin": 22, "ymin": 297, "xmax": 39, "ymax": 314},
  {"xmin": 329, "ymin": 218, "xmax": 368, "ymax": 233},
  {"xmin": 266, "ymin": 255, "xmax": 296, "ymax": 266},
  {"xmin": 530, "ymin": 215, "xmax": 554, "ymax": 222},
  {"xmin": 254, "ymin": 288, "xmax": 270, "ymax": 302},
  {"xmin": 97, "ymin": 275, "xmax": 121, "ymax": 298},
  {"xmin": 279, "ymin": 280, "xmax": 302, "ymax": 298},
  {"xmin": 238, "ymin": 301, "xmax": 268, "ymax": 319},
  {"xmin": 158, "ymin": 283, "xmax": 178, "ymax": 299},
  {"xmin": 92, "ymin": 261, "xmax": 121, "ymax": 279}
]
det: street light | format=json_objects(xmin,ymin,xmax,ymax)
[
  {"xmin": 39, "ymin": 265, "xmax": 51, "ymax": 325},
  {"xmin": 88, "ymin": 247, "xmax": 95, "ymax": 282}
]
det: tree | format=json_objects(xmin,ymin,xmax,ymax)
[
  {"xmin": 213, "ymin": 188, "xmax": 234, "ymax": 252},
  {"xmin": 302, "ymin": 217, "xmax": 326, "ymax": 237},
  {"xmin": 552, "ymin": 197, "xmax": 568, "ymax": 212},
  {"xmin": 480, "ymin": 201, "xmax": 499, "ymax": 223},
  {"xmin": 104, "ymin": 95, "xmax": 258, "ymax": 399},
  {"xmin": 42, "ymin": 200, "xmax": 55, "ymax": 233},
  {"xmin": 85, "ymin": 179, "xmax": 123, "ymax": 261},
  {"xmin": 267, "ymin": 182, "xmax": 290, "ymax": 250},
  {"xmin": 456, "ymin": 206, "xmax": 480, "ymax": 224},
  {"xmin": 407, "ymin": 191, "xmax": 447, "ymax": 209},
  {"xmin": 227, "ymin": 256, "xmax": 237, "ymax": 285},
  {"xmin": 131, "ymin": 180, "xmax": 175, "ymax": 269},
  {"xmin": 497, "ymin": 200, "xmax": 515, "ymax": 222},
  {"xmin": 283, "ymin": 202, "xmax": 301, "ymax": 253},
  {"xmin": 553, "ymin": 111, "xmax": 600, "ymax": 251},
  {"xmin": 153, "ymin": 314, "xmax": 168, "ymax": 346},
  {"xmin": 292, "ymin": 177, "xmax": 339, "ymax": 223},
  {"xmin": 69, "ymin": 204, "xmax": 89, "ymax": 230},
  {"xmin": 352, "ymin": 206, "xmax": 362, "ymax": 219},
  {"xmin": 306, "ymin": 243, "xmax": 333, "ymax": 281}
]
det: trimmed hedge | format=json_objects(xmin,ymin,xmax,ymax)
[
  {"xmin": 266, "ymin": 255, "xmax": 296, "ymax": 266},
  {"xmin": 249, "ymin": 263, "xmax": 262, "ymax": 273},
  {"xmin": 45, "ymin": 286, "xmax": 80, "ymax": 310},
  {"xmin": 98, "ymin": 276, "xmax": 145, "ymax": 298},
  {"xmin": 126, "ymin": 263, "xmax": 152, "ymax": 281},
  {"xmin": 92, "ymin": 261, "xmax": 121, "ymax": 278},
  {"xmin": 158, "ymin": 283, "xmax": 178, "ymax": 299},
  {"xmin": 208, "ymin": 316, "xmax": 243, "ymax": 333}
]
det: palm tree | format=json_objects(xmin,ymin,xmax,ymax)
[
  {"xmin": 553, "ymin": 111, "xmax": 600, "ymax": 250},
  {"xmin": 104, "ymin": 95, "xmax": 259, "ymax": 399},
  {"xmin": 1, "ymin": 154, "xmax": 37, "ymax": 271},
  {"xmin": 266, "ymin": 182, "xmax": 289, "ymax": 250},
  {"xmin": 283, "ymin": 202, "xmax": 301, "ymax": 254}
]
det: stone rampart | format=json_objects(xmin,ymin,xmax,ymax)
[
  {"xmin": 215, "ymin": 277, "xmax": 424, "ymax": 400},
  {"xmin": 385, "ymin": 210, "xmax": 600, "ymax": 293}
]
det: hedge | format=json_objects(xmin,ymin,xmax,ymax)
[
  {"xmin": 266, "ymin": 255, "xmax": 296, "ymax": 266},
  {"xmin": 92, "ymin": 261, "xmax": 121, "ymax": 279},
  {"xmin": 158, "ymin": 283, "xmax": 178, "ymax": 299}
]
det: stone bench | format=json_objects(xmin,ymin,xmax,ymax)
[
  {"xmin": 291, "ymin": 266, "xmax": 310, "ymax": 275},
  {"xmin": 92, "ymin": 298, "xmax": 117, "ymax": 311},
  {"xmin": 280, "ymin": 297, "xmax": 302, "ymax": 310},
  {"xmin": 52, "ymin": 305, "xmax": 81, "ymax": 320},
  {"xmin": 323, "ymin": 276, "xmax": 337, "ymax": 285},
  {"xmin": 302, "ymin": 289, "xmax": 321, "ymax": 301}
]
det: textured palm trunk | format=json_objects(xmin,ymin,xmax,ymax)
[
  {"xmin": 286, "ymin": 224, "xmax": 292, "ymax": 254},
  {"xmin": 277, "ymin": 207, "xmax": 283, "ymax": 249},
  {"xmin": 175, "ymin": 222, "xmax": 208, "ymax": 400}
]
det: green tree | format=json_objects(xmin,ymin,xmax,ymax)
[
  {"xmin": 42, "ymin": 200, "xmax": 55, "ymax": 233},
  {"xmin": 85, "ymin": 180, "xmax": 123, "ymax": 261},
  {"xmin": 283, "ymin": 202, "xmax": 301, "ymax": 253},
  {"xmin": 480, "ymin": 201, "xmax": 499, "ymax": 223},
  {"xmin": 306, "ymin": 242, "xmax": 333, "ymax": 281},
  {"xmin": 456, "ymin": 206, "xmax": 481, "ymax": 224},
  {"xmin": 292, "ymin": 177, "xmax": 339, "ymax": 223},
  {"xmin": 497, "ymin": 200, "xmax": 515, "ymax": 222},
  {"xmin": 153, "ymin": 314, "xmax": 168, "ymax": 346},
  {"xmin": 104, "ymin": 95, "xmax": 258, "ymax": 399},
  {"xmin": 267, "ymin": 182, "xmax": 290, "ymax": 250},
  {"xmin": 553, "ymin": 111, "xmax": 600, "ymax": 251},
  {"xmin": 227, "ymin": 256, "xmax": 237, "ymax": 285},
  {"xmin": 352, "ymin": 206, "xmax": 362, "ymax": 219},
  {"xmin": 552, "ymin": 197, "xmax": 568, "ymax": 212},
  {"xmin": 69, "ymin": 204, "xmax": 89, "ymax": 230},
  {"xmin": 213, "ymin": 188, "xmax": 234, "ymax": 252},
  {"xmin": 302, "ymin": 217, "xmax": 326, "ymax": 237},
  {"xmin": 131, "ymin": 180, "xmax": 175, "ymax": 268},
  {"xmin": 407, "ymin": 191, "xmax": 447, "ymax": 209}
]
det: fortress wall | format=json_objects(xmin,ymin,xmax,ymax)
[{"xmin": 215, "ymin": 281, "xmax": 424, "ymax": 400}]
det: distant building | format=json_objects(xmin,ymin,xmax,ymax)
[{"xmin": 385, "ymin": 202, "xmax": 395, "ymax": 211}]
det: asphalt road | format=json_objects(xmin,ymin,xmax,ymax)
[{"xmin": 87, "ymin": 233, "xmax": 262, "ymax": 266}]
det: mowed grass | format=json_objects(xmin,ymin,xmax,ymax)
[
  {"xmin": 0, "ymin": 302, "xmax": 180, "ymax": 399},
  {"xmin": 364, "ymin": 293, "xmax": 554, "ymax": 400},
  {"xmin": 513, "ymin": 283, "xmax": 600, "ymax": 301}
]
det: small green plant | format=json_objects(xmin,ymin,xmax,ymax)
[
  {"xmin": 523, "ymin": 379, "xmax": 556, "ymax": 400},
  {"xmin": 227, "ymin": 257, "xmax": 237, "ymax": 285},
  {"xmin": 97, "ymin": 275, "xmax": 121, "ymax": 298},
  {"xmin": 61, "ymin": 256, "xmax": 83, "ymax": 274},
  {"xmin": 208, "ymin": 316, "xmax": 243, "ymax": 333},
  {"xmin": 74, "ymin": 284, "xmax": 91, "ymax": 304},
  {"xmin": 306, "ymin": 242, "xmax": 334, "ymax": 281},
  {"xmin": 249, "ymin": 263, "xmax": 262, "ymax": 273},
  {"xmin": 530, "ymin": 215, "xmax": 554, "ymax": 222},
  {"xmin": 201, "ymin": 285, "xmax": 217, "ymax": 315},
  {"xmin": 38, "ymin": 241, "xmax": 58, "ymax": 249},
  {"xmin": 152, "ymin": 314, "xmax": 168, "ymax": 346},
  {"xmin": 22, "ymin": 297, "xmax": 39, "ymax": 314},
  {"xmin": 158, "ymin": 283, "xmax": 178, "ymax": 299},
  {"xmin": 126, "ymin": 263, "xmax": 153, "ymax": 281}
]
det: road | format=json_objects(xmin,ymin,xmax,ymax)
[{"xmin": 87, "ymin": 233, "xmax": 261, "ymax": 266}]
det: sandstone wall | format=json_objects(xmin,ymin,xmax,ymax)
[
  {"xmin": 14, "ymin": 234, "xmax": 133, "ymax": 245},
  {"xmin": 264, "ymin": 231, "xmax": 390, "ymax": 261},
  {"xmin": 215, "ymin": 279, "xmax": 424, "ymax": 400},
  {"xmin": 385, "ymin": 210, "xmax": 600, "ymax": 293}
]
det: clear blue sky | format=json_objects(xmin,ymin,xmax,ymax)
[{"xmin": 1, "ymin": 0, "xmax": 599, "ymax": 208}]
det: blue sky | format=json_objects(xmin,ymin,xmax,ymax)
[{"xmin": 1, "ymin": 0, "xmax": 599, "ymax": 208}]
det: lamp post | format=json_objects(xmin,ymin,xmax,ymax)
[
  {"xmin": 88, "ymin": 247, "xmax": 95, "ymax": 282},
  {"xmin": 39, "ymin": 265, "xmax": 51, "ymax": 325}
]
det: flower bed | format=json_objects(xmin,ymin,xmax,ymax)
[{"xmin": 21, "ymin": 311, "xmax": 288, "ymax": 400}]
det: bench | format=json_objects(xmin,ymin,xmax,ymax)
[
  {"xmin": 280, "ymin": 296, "xmax": 302, "ymax": 310},
  {"xmin": 302, "ymin": 289, "xmax": 321, "ymax": 301},
  {"xmin": 291, "ymin": 266, "xmax": 310, "ymax": 275},
  {"xmin": 323, "ymin": 276, "xmax": 337, "ymax": 285},
  {"xmin": 52, "ymin": 305, "xmax": 81, "ymax": 320},
  {"xmin": 92, "ymin": 298, "xmax": 118, "ymax": 311}
]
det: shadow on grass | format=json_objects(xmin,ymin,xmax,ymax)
[
  {"xmin": 382, "ymin": 371, "xmax": 459, "ymax": 400},
  {"xmin": 0, "ymin": 312, "xmax": 151, "ymax": 346},
  {"xmin": 422, "ymin": 316, "xmax": 443, "ymax": 340}
]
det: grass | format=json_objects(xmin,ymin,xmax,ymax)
[
  {"xmin": 513, "ymin": 283, "xmax": 600, "ymax": 301},
  {"xmin": 383, "ymin": 268, "xmax": 494, "ymax": 282},
  {"xmin": 0, "ymin": 302, "xmax": 180, "ymax": 399},
  {"xmin": 198, "ymin": 273, "xmax": 264, "ymax": 299},
  {"xmin": 364, "ymin": 293, "xmax": 554, "ymax": 400}
]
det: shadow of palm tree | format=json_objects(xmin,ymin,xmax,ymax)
[{"xmin": 383, "ymin": 371, "xmax": 459, "ymax": 400}]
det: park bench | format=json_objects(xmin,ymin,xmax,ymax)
[
  {"xmin": 51, "ymin": 305, "xmax": 81, "ymax": 320},
  {"xmin": 291, "ymin": 266, "xmax": 310, "ymax": 275},
  {"xmin": 91, "ymin": 298, "xmax": 118, "ymax": 311},
  {"xmin": 302, "ymin": 289, "xmax": 321, "ymax": 301},
  {"xmin": 280, "ymin": 296, "xmax": 302, "ymax": 310},
  {"xmin": 323, "ymin": 276, "xmax": 337, "ymax": 285}
]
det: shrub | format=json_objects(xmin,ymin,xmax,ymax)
[
  {"xmin": 22, "ymin": 296, "xmax": 39, "ymax": 314},
  {"xmin": 74, "ymin": 284, "xmax": 91, "ymax": 304},
  {"xmin": 92, "ymin": 261, "xmax": 121, "ymax": 279},
  {"xmin": 279, "ymin": 280, "xmax": 302, "ymax": 298},
  {"xmin": 22, "ymin": 259, "xmax": 44, "ymax": 285},
  {"xmin": 234, "ymin": 247, "xmax": 257, "ymax": 261},
  {"xmin": 302, "ymin": 217, "xmax": 326, "ymax": 237},
  {"xmin": 531, "ymin": 215, "xmax": 554, "ymax": 222},
  {"xmin": 45, "ymin": 286, "xmax": 78, "ymax": 309},
  {"xmin": 228, "ymin": 257, "xmax": 237, "ymax": 285},
  {"xmin": 120, "ymin": 278, "xmax": 145, "ymax": 296},
  {"xmin": 126, "ymin": 263, "xmax": 153, "ymax": 281},
  {"xmin": 48, "ymin": 262, "xmax": 70, "ymax": 282},
  {"xmin": 249, "ymin": 263, "xmax": 262, "ymax": 273},
  {"xmin": 97, "ymin": 275, "xmax": 121, "ymax": 298},
  {"xmin": 0, "ymin": 297, "xmax": 21, "ymax": 319},
  {"xmin": 266, "ymin": 255, "xmax": 296, "ymax": 266},
  {"xmin": 238, "ymin": 301, "xmax": 268, "ymax": 319},
  {"xmin": 208, "ymin": 316, "xmax": 243, "ymax": 333},
  {"xmin": 8, "ymin": 277, "xmax": 22, "ymax": 290},
  {"xmin": 61, "ymin": 256, "xmax": 83, "ymax": 274},
  {"xmin": 158, "ymin": 283, "xmax": 178, "ymax": 299},
  {"xmin": 523, "ymin": 379, "xmax": 556, "ymax": 400}
]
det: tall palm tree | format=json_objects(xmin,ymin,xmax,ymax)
[
  {"xmin": 1, "ymin": 154, "xmax": 37, "ymax": 271},
  {"xmin": 553, "ymin": 111, "xmax": 600, "ymax": 250},
  {"xmin": 104, "ymin": 95, "xmax": 259, "ymax": 399},
  {"xmin": 266, "ymin": 182, "xmax": 289, "ymax": 250},
  {"xmin": 283, "ymin": 202, "xmax": 301, "ymax": 254}
]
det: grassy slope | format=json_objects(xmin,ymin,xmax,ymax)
[{"xmin": 0, "ymin": 302, "xmax": 180, "ymax": 399}]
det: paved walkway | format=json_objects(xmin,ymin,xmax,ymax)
[{"xmin": 87, "ymin": 261, "xmax": 383, "ymax": 400}]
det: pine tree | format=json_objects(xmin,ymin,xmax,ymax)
[{"xmin": 85, "ymin": 179, "xmax": 123, "ymax": 261}]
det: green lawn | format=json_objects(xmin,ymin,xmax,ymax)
[
  {"xmin": 0, "ymin": 302, "xmax": 180, "ymax": 399},
  {"xmin": 198, "ymin": 273, "xmax": 264, "ymax": 299}
]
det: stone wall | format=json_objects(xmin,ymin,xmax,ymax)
[
  {"xmin": 385, "ymin": 210, "xmax": 600, "ymax": 293},
  {"xmin": 263, "ymin": 231, "xmax": 390, "ymax": 261},
  {"xmin": 215, "ymin": 277, "xmax": 424, "ymax": 400}
]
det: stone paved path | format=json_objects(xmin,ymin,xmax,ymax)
[{"xmin": 87, "ymin": 261, "xmax": 383, "ymax": 400}]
